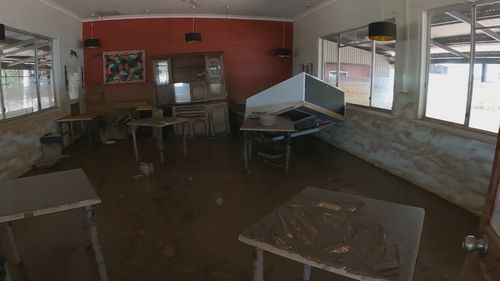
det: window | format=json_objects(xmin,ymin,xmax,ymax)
[
  {"xmin": 425, "ymin": 1, "xmax": 500, "ymax": 133},
  {"xmin": 321, "ymin": 22, "xmax": 396, "ymax": 110},
  {"xmin": 0, "ymin": 27, "xmax": 56, "ymax": 120}
]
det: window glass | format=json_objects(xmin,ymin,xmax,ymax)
[
  {"xmin": 37, "ymin": 39, "xmax": 55, "ymax": 109},
  {"xmin": 425, "ymin": 2, "xmax": 500, "ymax": 132},
  {"xmin": 322, "ymin": 37, "xmax": 339, "ymax": 86},
  {"xmin": 426, "ymin": 6, "xmax": 471, "ymax": 124},
  {"xmin": 0, "ymin": 27, "xmax": 55, "ymax": 119},
  {"xmin": 321, "ymin": 21, "xmax": 395, "ymax": 110},
  {"xmin": 339, "ymin": 42, "xmax": 372, "ymax": 107},
  {"xmin": 372, "ymin": 41, "xmax": 395, "ymax": 110}
]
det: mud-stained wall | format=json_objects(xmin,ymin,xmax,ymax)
[
  {"xmin": 294, "ymin": 0, "xmax": 496, "ymax": 214},
  {"xmin": 0, "ymin": 1, "xmax": 83, "ymax": 179}
]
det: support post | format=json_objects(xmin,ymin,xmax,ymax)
[
  {"xmin": 252, "ymin": 248, "xmax": 263, "ymax": 281},
  {"xmin": 84, "ymin": 206, "xmax": 109, "ymax": 281}
]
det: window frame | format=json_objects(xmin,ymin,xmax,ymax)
[
  {"xmin": 0, "ymin": 25, "xmax": 57, "ymax": 121},
  {"xmin": 423, "ymin": 1, "xmax": 500, "ymax": 135},
  {"xmin": 320, "ymin": 22, "xmax": 396, "ymax": 112}
]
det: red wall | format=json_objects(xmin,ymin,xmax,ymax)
[{"xmin": 83, "ymin": 18, "xmax": 293, "ymax": 113}]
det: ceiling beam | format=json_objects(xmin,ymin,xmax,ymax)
[
  {"xmin": 0, "ymin": 39, "xmax": 34, "ymax": 52},
  {"xmin": 431, "ymin": 40, "xmax": 470, "ymax": 59},
  {"xmin": 1, "ymin": 42, "xmax": 49, "ymax": 56},
  {"xmin": 7, "ymin": 58, "xmax": 34, "ymax": 67},
  {"xmin": 445, "ymin": 11, "xmax": 500, "ymax": 42}
]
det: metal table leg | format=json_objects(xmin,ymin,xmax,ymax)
[
  {"xmin": 248, "ymin": 132, "xmax": 253, "ymax": 160},
  {"xmin": 84, "ymin": 206, "xmax": 108, "ymax": 281},
  {"xmin": 131, "ymin": 127, "xmax": 139, "ymax": 161},
  {"xmin": 284, "ymin": 132, "xmax": 292, "ymax": 174},
  {"xmin": 252, "ymin": 248, "xmax": 263, "ymax": 281},
  {"xmin": 4, "ymin": 223, "xmax": 20, "ymax": 265},
  {"xmin": 182, "ymin": 122, "xmax": 187, "ymax": 156},
  {"xmin": 158, "ymin": 127, "xmax": 165, "ymax": 163},
  {"xmin": 0, "ymin": 254, "xmax": 12, "ymax": 281},
  {"xmin": 243, "ymin": 132, "xmax": 249, "ymax": 170},
  {"xmin": 303, "ymin": 264, "xmax": 311, "ymax": 281}
]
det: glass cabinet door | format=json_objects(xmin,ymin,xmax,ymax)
[{"xmin": 154, "ymin": 60, "xmax": 170, "ymax": 85}]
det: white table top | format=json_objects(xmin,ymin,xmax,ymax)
[
  {"xmin": 238, "ymin": 187, "xmax": 425, "ymax": 281},
  {"xmin": 240, "ymin": 116, "xmax": 295, "ymax": 132},
  {"xmin": 0, "ymin": 169, "xmax": 101, "ymax": 223},
  {"xmin": 128, "ymin": 117, "xmax": 189, "ymax": 128}
]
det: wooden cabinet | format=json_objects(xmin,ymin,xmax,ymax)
[
  {"xmin": 154, "ymin": 52, "xmax": 227, "ymax": 104},
  {"xmin": 154, "ymin": 52, "xmax": 229, "ymax": 137},
  {"xmin": 190, "ymin": 82, "xmax": 206, "ymax": 102}
]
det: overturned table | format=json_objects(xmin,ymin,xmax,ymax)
[
  {"xmin": 238, "ymin": 187, "xmax": 425, "ymax": 281},
  {"xmin": 128, "ymin": 117, "xmax": 189, "ymax": 163},
  {"xmin": 0, "ymin": 169, "xmax": 108, "ymax": 281}
]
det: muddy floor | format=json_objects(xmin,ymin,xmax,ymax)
[{"xmin": 0, "ymin": 135, "xmax": 478, "ymax": 281}]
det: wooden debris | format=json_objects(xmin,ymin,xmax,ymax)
[
  {"xmin": 292, "ymin": 207, "xmax": 318, "ymax": 235},
  {"xmin": 327, "ymin": 244, "xmax": 352, "ymax": 254},
  {"xmin": 278, "ymin": 212, "xmax": 293, "ymax": 239},
  {"xmin": 315, "ymin": 202, "xmax": 341, "ymax": 211},
  {"xmin": 272, "ymin": 232, "xmax": 291, "ymax": 249}
]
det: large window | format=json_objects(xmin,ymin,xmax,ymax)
[
  {"xmin": 425, "ymin": 1, "xmax": 500, "ymax": 133},
  {"xmin": 321, "ymin": 22, "xmax": 396, "ymax": 110},
  {"xmin": 0, "ymin": 27, "xmax": 55, "ymax": 120}
]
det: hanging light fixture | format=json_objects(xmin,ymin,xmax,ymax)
[
  {"xmin": 84, "ymin": 22, "xmax": 100, "ymax": 48},
  {"xmin": 185, "ymin": 5, "xmax": 202, "ymax": 43},
  {"xmin": 368, "ymin": 6, "xmax": 396, "ymax": 41},
  {"xmin": 275, "ymin": 21, "xmax": 292, "ymax": 57},
  {"xmin": 0, "ymin": 24, "xmax": 5, "ymax": 42},
  {"xmin": 368, "ymin": 21, "xmax": 396, "ymax": 41}
]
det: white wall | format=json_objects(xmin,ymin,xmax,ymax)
[
  {"xmin": 0, "ymin": 0, "xmax": 83, "ymax": 179},
  {"xmin": 294, "ymin": 0, "xmax": 496, "ymax": 214}
]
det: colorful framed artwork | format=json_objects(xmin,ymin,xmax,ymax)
[{"xmin": 103, "ymin": 50, "xmax": 145, "ymax": 84}]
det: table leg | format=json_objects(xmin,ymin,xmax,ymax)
[
  {"xmin": 243, "ymin": 132, "xmax": 249, "ymax": 171},
  {"xmin": 248, "ymin": 132, "xmax": 253, "ymax": 160},
  {"xmin": 69, "ymin": 121, "xmax": 74, "ymax": 144},
  {"xmin": 158, "ymin": 127, "xmax": 165, "ymax": 163},
  {"xmin": 303, "ymin": 264, "xmax": 311, "ymax": 281},
  {"xmin": 0, "ymin": 255, "xmax": 12, "ymax": 281},
  {"xmin": 84, "ymin": 206, "xmax": 108, "ymax": 281},
  {"xmin": 252, "ymin": 248, "xmax": 263, "ymax": 281},
  {"xmin": 284, "ymin": 132, "xmax": 291, "ymax": 174},
  {"xmin": 132, "ymin": 127, "xmax": 139, "ymax": 161},
  {"xmin": 58, "ymin": 122, "xmax": 64, "ymax": 150},
  {"xmin": 182, "ymin": 122, "xmax": 187, "ymax": 156},
  {"xmin": 4, "ymin": 223, "xmax": 20, "ymax": 265}
]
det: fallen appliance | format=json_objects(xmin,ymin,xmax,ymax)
[{"xmin": 244, "ymin": 72, "xmax": 345, "ymax": 140}]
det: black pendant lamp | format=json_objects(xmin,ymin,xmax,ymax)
[
  {"xmin": 185, "ymin": 6, "xmax": 202, "ymax": 43},
  {"xmin": 0, "ymin": 24, "xmax": 5, "ymax": 42},
  {"xmin": 368, "ymin": 21, "xmax": 396, "ymax": 41},
  {"xmin": 84, "ymin": 22, "xmax": 100, "ymax": 48},
  {"xmin": 275, "ymin": 22, "xmax": 292, "ymax": 57}
]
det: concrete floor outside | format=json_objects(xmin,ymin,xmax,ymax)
[{"xmin": 0, "ymin": 135, "xmax": 479, "ymax": 281}]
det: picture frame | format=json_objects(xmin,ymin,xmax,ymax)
[{"xmin": 103, "ymin": 50, "xmax": 146, "ymax": 84}]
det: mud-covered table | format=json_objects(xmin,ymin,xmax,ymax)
[
  {"xmin": 128, "ymin": 117, "xmax": 189, "ymax": 163},
  {"xmin": 0, "ymin": 169, "xmax": 108, "ymax": 281},
  {"xmin": 238, "ymin": 187, "xmax": 425, "ymax": 281}
]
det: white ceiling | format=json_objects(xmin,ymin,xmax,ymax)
[{"xmin": 43, "ymin": 0, "xmax": 336, "ymax": 20}]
